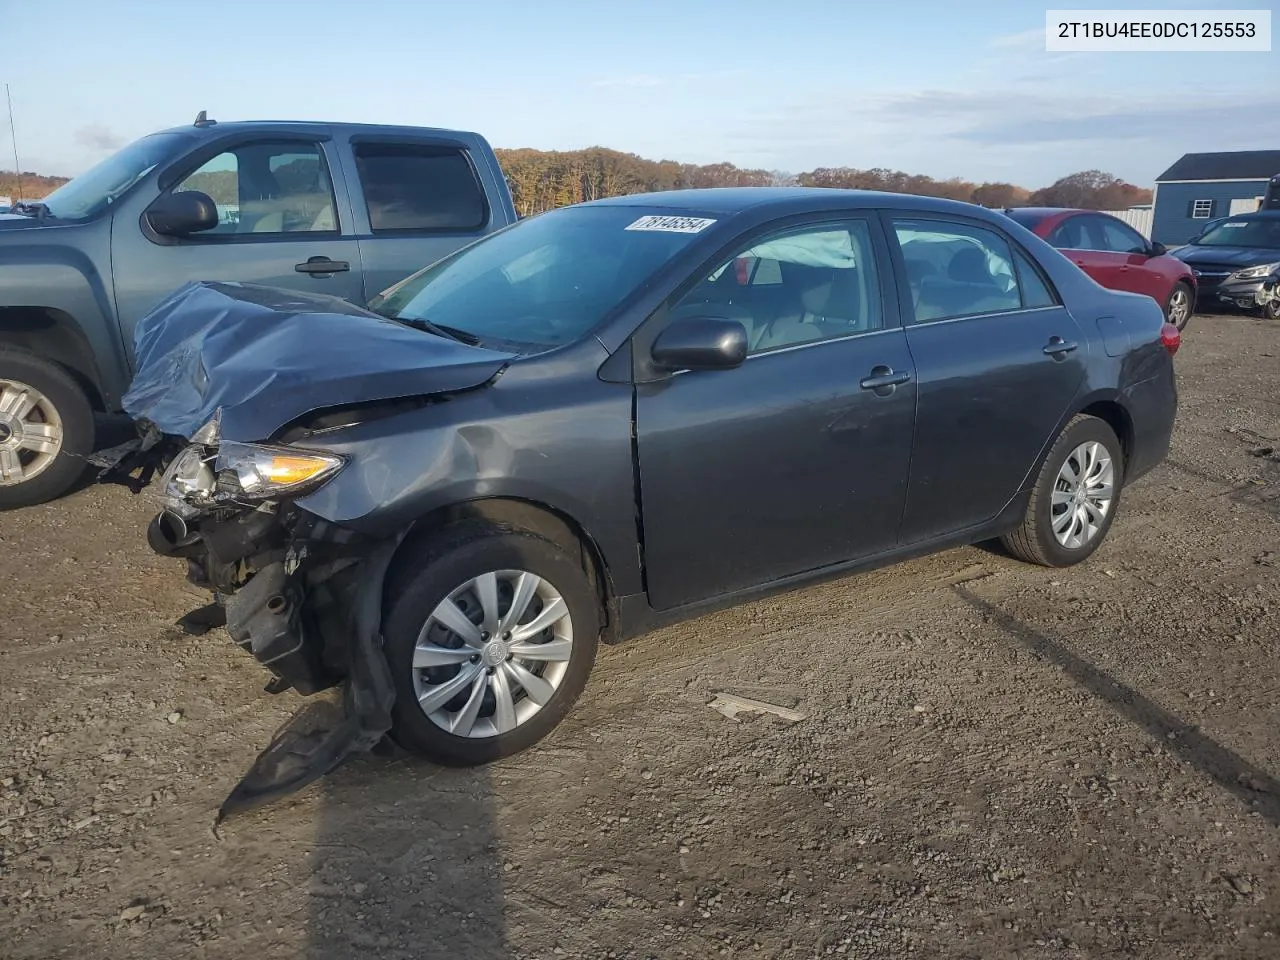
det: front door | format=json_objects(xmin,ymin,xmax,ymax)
[
  {"xmin": 890, "ymin": 214, "xmax": 1087, "ymax": 543},
  {"xmin": 112, "ymin": 136, "xmax": 365, "ymax": 362},
  {"xmin": 635, "ymin": 217, "xmax": 917, "ymax": 611}
]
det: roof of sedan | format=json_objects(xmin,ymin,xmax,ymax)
[{"xmin": 581, "ymin": 187, "xmax": 993, "ymax": 218}]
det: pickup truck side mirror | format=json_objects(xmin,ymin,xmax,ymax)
[
  {"xmin": 652, "ymin": 316, "xmax": 749, "ymax": 371},
  {"xmin": 145, "ymin": 190, "xmax": 219, "ymax": 237}
]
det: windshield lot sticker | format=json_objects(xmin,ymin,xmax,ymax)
[{"xmin": 625, "ymin": 215, "xmax": 717, "ymax": 233}]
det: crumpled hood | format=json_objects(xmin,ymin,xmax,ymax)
[
  {"xmin": 122, "ymin": 281, "xmax": 516, "ymax": 441},
  {"xmin": 1175, "ymin": 245, "xmax": 1280, "ymax": 269}
]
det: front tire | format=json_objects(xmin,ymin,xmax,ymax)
[
  {"xmin": 382, "ymin": 523, "xmax": 600, "ymax": 766},
  {"xmin": 0, "ymin": 349, "xmax": 94, "ymax": 510},
  {"xmin": 1165, "ymin": 281, "xmax": 1193, "ymax": 331},
  {"xmin": 1002, "ymin": 415, "xmax": 1124, "ymax": 568}
]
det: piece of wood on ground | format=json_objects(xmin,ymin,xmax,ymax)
[{"xmin": 708, "ymin": 692, "xmax": 807, "ymax": 723}]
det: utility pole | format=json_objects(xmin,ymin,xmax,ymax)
[{"xmin": 6, "ymin": 83, "xmax": 21, "ymax": 200}]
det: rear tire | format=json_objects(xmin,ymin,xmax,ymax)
[
  {"xmin": 1002, "ymin": 415, "xmax": 1124, "ymax": 568},
  {"xmin": 0, "ymin": 349, "xmax": 94, "ymax": 510},
  {"xmin": 1165, "ymin": 281, "xmax": 1193, "ymax": 331},
  {"xmin": 382, "ymin": 522, "xmax": 600, "ymax": 766}
]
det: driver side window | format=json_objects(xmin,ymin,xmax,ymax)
[
  {"xmin": 173, "ymin": 141, "xmax": 338, "ymax": 237},
  {"xmin": 1094, "ymin": 216, "xmax": 1148, "ymax": 254},
  {"xmin": 669, "ymin": 220, "xmax": 884, "ymax": 356}
]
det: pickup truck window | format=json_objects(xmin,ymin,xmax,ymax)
[
  {"xmin": 353, "ymin": 142, "xmax": 487, "ymax": 232},
  {"xmin": 174, "ymin": 141, "xmax": 338, "ymax": 235}
]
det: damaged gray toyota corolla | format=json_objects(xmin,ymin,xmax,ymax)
[{"xmin": 97, "ymin": 189, "xmax": 1178, "ymax": 819}]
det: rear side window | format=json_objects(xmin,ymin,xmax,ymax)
[
  {"xmin": 1013, "ymin": 249, "xmax": 1057, "ymax": 308},
  {"xmin": 353, "ymin": 143, "xmax": 487, "ymax": 232},
  {"xmin": 893, "ymin": 219, "xmax": 1023, "ymax": 323},
  {"xmin": 1094, "ymin": 216, "xmax": 1148, "ymax": 254}
]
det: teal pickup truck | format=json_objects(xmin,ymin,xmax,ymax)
[{"xmin": 0, "ymin": 112, "xmax": 516, "ymax": 508}]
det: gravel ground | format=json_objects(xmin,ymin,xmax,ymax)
[{"xmin": 1, "ymin": 312, "xmax": 1277, "ymax": 960}]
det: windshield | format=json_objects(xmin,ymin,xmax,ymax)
[
  {"xmin": 37, "ymin": 132, "xmax": 191, "ymax": 221},
  {"xmin": 370, "ymin": 206, "xmax": 718, "ymax": 348},
  {"xmin": 1194, "ymin": 217, "xmax": 1280, "ymax": 250}
]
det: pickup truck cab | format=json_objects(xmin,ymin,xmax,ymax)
[{"xmin": 0, "ymin": 113, "xmax": 516, "ymax": 508}]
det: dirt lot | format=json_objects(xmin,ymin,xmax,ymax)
[{"xmin": 1, "ymin": 313, "xmax": 1278, "ymax": 960}]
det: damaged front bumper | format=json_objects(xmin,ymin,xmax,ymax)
[
  {"xmin": 1213, "ymin": 275, "xmax": 1280, "ymax": 313},
  {"xmin": 98, "ymin": 435, "xmax": 400, "ymax": 821}
]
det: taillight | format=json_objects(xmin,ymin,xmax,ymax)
[{"xmin": 1160, "ymin": 322, "xmax": 1181, "ymax": 356}]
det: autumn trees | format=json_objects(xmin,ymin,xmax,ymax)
[{"xmin": 497, "ymin": 149, "xmax": 1152, "ymax": 215}]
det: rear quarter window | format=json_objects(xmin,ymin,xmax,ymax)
[{"xmin": 353, "ymin": 142, "xmax": 488, "ymax": 232}]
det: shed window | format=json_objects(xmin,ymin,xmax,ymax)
[{"xmin": 1191, "ymin": 200, "xmax": 1214, "ymax": 219}]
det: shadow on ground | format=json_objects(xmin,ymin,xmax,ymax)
[{"xmin": 956, "ymin": 586, "xmax": 1280, "ymax": 827}]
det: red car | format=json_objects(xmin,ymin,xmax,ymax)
[{"xmin": 1004, "ymin": 208, "xmax": 1196, "ymax": 330}]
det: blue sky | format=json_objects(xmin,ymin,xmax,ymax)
[{"xmin": 3, "ymin": 0, "xmax": 1276, "ymax": 188}]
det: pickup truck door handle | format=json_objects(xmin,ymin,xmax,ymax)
[
  {"xmin": 295, "ymin": 256, "xmax": 350, "ymax": 275},
  {"xmin": 859, "ymin": 365, "xmax": 912, "ymax": 391},
  {"xmin": 1043, "ymin": 336, "xmax": 1079, "ymax": 358}
]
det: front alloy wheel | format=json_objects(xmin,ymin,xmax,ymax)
[{"xmin": 1165, "ymin": 281, "xmax": 1193, "ymax": 331}]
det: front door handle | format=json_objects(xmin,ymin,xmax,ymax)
[
  {"xmin": 1043, "ymin": 336, "xmax": 1079, "ymax": 358},
  {"xmin": 860, "ymin": 365, "xmax": 912, "ymax": 392},
  {"xmin": 295, "ymin": 256, "xmax": 350, "ymax": 275}
]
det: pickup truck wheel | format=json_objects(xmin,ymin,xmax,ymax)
[
  {"xmin": 0, "ymin": 349, "xmax": 94, "ymax": 510},
  {"xmin": 382, "ymin": 522, "xmax": 599, "ymax": 766}
]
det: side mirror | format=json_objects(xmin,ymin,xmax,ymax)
[
  {"xmin": 651, "ymin": 316, "xmax": 748, "ymax": 371},
  {"xmin": 1148, "ymin": 241, "xmax": 1168, "ymax": 257},
  {"xmin": 145, "ymin": 190, "xmax": 219, "ymax": 237}
]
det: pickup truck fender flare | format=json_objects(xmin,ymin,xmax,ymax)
[{"xmin": 0, "ymin": 244, "xmax": 128, "ymax": 409}]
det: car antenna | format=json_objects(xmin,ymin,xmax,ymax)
[
  {"xmin": 5, "ymin": 83, "xmax": 21, "ymax": 201},
  {"xmin": 193, "ymin": 109, "xmax": 216, "ymax": 128}
]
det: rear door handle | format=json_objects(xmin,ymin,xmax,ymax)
[
  {"xmin": 295, "ymin": 256, "xmax": 350, "ymax": 275},
  {"xmin": 860, "ymin": 365, "xmax": 912, "ymax": 391},
  {"xmin": 1043, "ymin": 336, "xmax": 1079, "ymax": 357}
]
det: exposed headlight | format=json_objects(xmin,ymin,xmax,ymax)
[
  {"xmin": 215, "ymin": 441, "xmax": 346, "ymax": 500},
  {"xmin": 159, "ymin": 444, "xmax": 217, "ymax": 506},
  {"xmin": 1229, "ymin": 262, "xmax": 1280, "ymax": 281}
]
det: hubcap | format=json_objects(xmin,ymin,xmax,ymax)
[
  {"xmin": 1051, "ymin": 441, "xmax": 1115, "ymax": 549},
  {"xmin": 0, "ymin": 378, "xmax": 64, "ymax": 486},
  {"xmin": 411, "ymin": 570, "xmax": 573, "ymax": 738}
]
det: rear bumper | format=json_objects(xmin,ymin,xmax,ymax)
[{"xmin": 1123, "ymin": 367, "xmax": 1177, "ymax": 485}]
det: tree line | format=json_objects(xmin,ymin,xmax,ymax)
[
  {"xmin": 5, "ymin": 148, "xmax": 1153, "ymax": 215},
  {"xmin": 498, "ymin": 147, "xmax": 1152, "ymax": 216}
]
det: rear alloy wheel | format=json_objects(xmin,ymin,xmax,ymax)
[
  {"xmin": 0, "ymin": 350, "xmax": 94, "ymax": 510},
  {"xmin": 1165, "ymin": 281, "xmax": 1193, "ymax": 331},
  {"xmin": 1002, "ymin": 414, "xmax": 1124, "ymax": 567},
  {"xmin": 383, "ymin": 524, "xmax": 599, "ymax": 766}
]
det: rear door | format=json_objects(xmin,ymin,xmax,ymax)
[
  {"xmin": 113, "ymin": 135, "xmax": 365, "ymax": 352},
  {"xmin": 889, "ymin": 214, "xmax": 1086, "ymax": 544},
  {"xmin": 1047, "ymin": 213, "xmax": 1125, "ymax": 290},
  {"xmin": 634, "ymin": 215, "xmax": 917, "ymax": 609},
  {"xmin": 345, "ymin": 136, "xmax": 502, "ymax": 297},
  {"xmin": 1092, "ymin": 214, "xmax": 1166, "ymax": 302}
]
